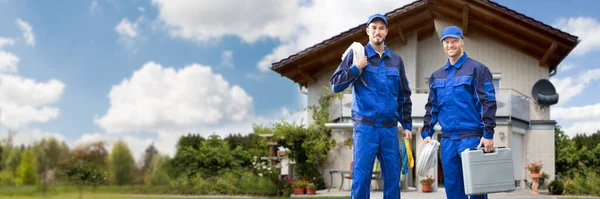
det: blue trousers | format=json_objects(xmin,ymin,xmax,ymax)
[
  {"xmin": 441, "ymin": 137, "xmax": 488, "ymax": 199},
  {"xmin": 351, "ymin": 122, "xmax": 400, "ymax": 199}
]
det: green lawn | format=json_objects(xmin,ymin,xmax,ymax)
[
  {"xmin": 0, "ymin": 186, "xmax": 352, "ymax": 199},
  {"xmin": 0, "ymin": 193, "xmax": 349, "ymax": 199}
]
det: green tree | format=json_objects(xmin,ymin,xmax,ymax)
[
  {"xmin": 253, "ymin": 91, "xmax": 338, "ymax": 189},
  {"xmin": 33, "ymin": 137, "xmax": 65, "ymax": 189},
  {"xmin": 0, "ymin": 147, "xmax": 20, "ymax": 185},
  {"xmin": 109, "ymin": 140, "xmax": 135, "ymax": 185},
  {"xmin": 142, "ymin": 143, "xmax": 158, "ymax": 174},
  {"xmin": 572, "ymin": 131, "xmax": 600, "ymax": 150},
  {"xmin": 69, "ymin": 141, "xmax": 109, "ymax": 171},
  {"xmin": 6, "ymin": 147, "xmax": 21, "ymax": 174},
  {"xmin": 147, "ymin": 155, "xmax": 170, "ymax": 186},
  {"xmin": 555, "ymin": 126, "xmax": 580, "ymax": 176},
  {"xmin": 140, "ymin": 143, "xmax": 158, "ymax": 184},
  {"xmin": 225, "ymin": 133, "xmax": 268, "ymax": 162},
  {"xmin": 15, "ymin": 149, "xmax": 37, "ymax": 186},
  {"xmin": 171, "ymin": 135, "xmax": 250, "ymax": 177},
  {"xmin": 177, "ymin": 134, "xmax": 205, "ymax": 150},
  {"xmin": 65, "ymin": 160, "xmax": 107, "ymax": 199}
]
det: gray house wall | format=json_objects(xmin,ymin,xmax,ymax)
[{"xmin": 305, "ymin": 19, "xmax": 556, "ymax": 190}]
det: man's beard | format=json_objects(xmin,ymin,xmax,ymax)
[{"xmin": 371, "ymin": 36, "xmax": 384, "ymax": 46}]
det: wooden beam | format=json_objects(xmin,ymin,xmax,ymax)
[
  {"xmin": 396, "ymin": 27, "xmax": 407, "ymax": 45},
  {"xmin": 462, "ymin": 5, "xmax": 469, "ymax": 36},
  {"xmin": 297, "ymin": 66, "xmax": 317, "ymax": 83},
  {"xmin": 539, "ymin": 42, "xmax": 557, "ymax": 66}
]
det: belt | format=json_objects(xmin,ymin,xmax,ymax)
[
  {"xmin": 352, "ymin": 114, "xmax": 397, "ymax": 127},
  {"xmin": 441, "ymin": 131, "xmax": 482, "ymax": 139}
]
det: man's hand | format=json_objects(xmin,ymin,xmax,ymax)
[
  {"xmin": 423, "ymin": 136, "xmax": 431, "ymax": 145},
  {"xmin": 477, "ymin": 138, "xmax": 494, "ymax": 152},
  {"xmin": 355, "ymin": 55, "xmax": 368, "ymax": 70},
  {"xmin": 404, "ymin": 130, "xmax": 412, "ymax": 140}
]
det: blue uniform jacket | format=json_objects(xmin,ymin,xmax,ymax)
[
  {"xmin": 330, "ymin": 43, "xmax": 412, "ymax": 130},
  {"xmin": 421, "ymin": 53, "xmax": 497, "ymax": 139}
]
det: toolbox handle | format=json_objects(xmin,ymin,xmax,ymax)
[{"xmin": 469, "ymin": 147, "xmax": 505, "ymax": 154}]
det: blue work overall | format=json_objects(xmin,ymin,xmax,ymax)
[
  {"xmin": 331, "ymin": 43, "xmax": 412, "ymax": 199},
  {"xmin": 422, "ymin": 53, "xmax": 497, "ymax": 199}
]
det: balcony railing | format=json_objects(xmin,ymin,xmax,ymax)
[{"xmin": 329, "ymin": 88, "xmax": 530, "ymax": 122}]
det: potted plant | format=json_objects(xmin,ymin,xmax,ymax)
[
  {"xmin": 538, "ymin": 172, "xmax": 549, "ymax": 189},
  {"xmin": 524, "ymin": 161, "xmax": 543, "ymax": 174},
  {"xmin": 276, "ymin": 177, "xmax": 291, "ymax": 196},
  {"xmin": 306, "ymin": 183, "xmax": 317, "ymax": 195},
  {"xmin": 291, "ymin": 180, "xmax": 308, "ymax": 195},
  {"xmin": 419, "ymin": 176, "xmax": 434, "ymax": 193}
]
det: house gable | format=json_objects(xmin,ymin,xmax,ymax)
[{"xmin": 270, "ymin": 0, "xmax": 579, "ymax": 88}]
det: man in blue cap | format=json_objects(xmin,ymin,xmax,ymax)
[
  {"xmin": 330, "ymin": 13, "xmax": 413, "ymax": 199},
  {"xmin": 421, "ymin": 26, "xmax": 497, "ymax": 199}
]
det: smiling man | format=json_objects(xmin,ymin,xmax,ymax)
[
  {"xmin": 421, "ymin": 26, "xmax": 497, "ymax": 199},
  {"xmin": 330, "ymin": 14, "xmax": 413, "ymax": 199}
]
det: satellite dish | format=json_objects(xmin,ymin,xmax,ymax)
[{"xmin": 531, "ymin": 79, "xmax": 559, "ymax": 106}]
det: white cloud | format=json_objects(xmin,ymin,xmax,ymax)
[
  {"xmin": 558, "ymin": 63, "xmax": 576, "ymax": 72},
  {"xmin": 95, "ymin": 61, "xmax": 254, "ymax": 134},
  {"xmin": 0, "ymin": 37, "xmax": 15, "ymax": 49},
  {"xmin": 0, "ymin": 51, "xmax": 19, "ymax": 73},
  {"xmin": 257, "ymin": 0, "xmax": 414, "ymax": 72},
  {"xmin": 257, "ymin": 43, "xmax": 298, "ymax": 72},
  {"xmin": 0, "ymin": 74, "xmax": 65, "ymax": 129},
  {"xmin": 73, "ymin": 133, "xmax": 108, "ymax": 147},
  {"xmin": 0, "ymin": 21, "xmax": 65, "ymax": 146},
  {"xmin": 90, "ymin": 0, "xmax": 99, "ymax": 14},
  {"xmin": 220, "ymin": 50, "xmax": 234, "ymax": 68},
  {"xmin": 116, "ymin": 18, "xmax": 139, "ymax": 38},
  {"xmin": 0, "ymin": 128, "xmax": 66, "ymax": 146},
  {"xmin": 553, "ymin": 103, "xmax": 600, "ymax": 123},
  {"xmin": 563, "ymin": 122, "xmax": 600, "ymax": 137},
  {"xmin": 246, "ymin": 73, "xmax": 264, "ymax": 81},
  {"xmin": 94, "ymin": 61, "xmax": 310, "ymax": 156},
  {"xmin": 150, "ymin": 0, "xmax": 412, "ymax": 72},
  {"xmin": 554, "ymin": 17, "xmax": 600, "ymax": 56},
  {"xmin": 550, "ymin": 68, "xmax": 600, "ymax": 105},
  {"xmin": 151, "ymin": 0, "xmax": 299, "ymax": 44},
  {"xmin": 280, "ymin": 106, "xmax": 306, "ymax": 125},
  {"xmin": 138, "ymin": 7, "xmax": 145, "ymax": 12},
  {"xmin": 16, "ymin": 19, "xmax": 35, "ymax": 46},
  {"xmin": 0, "ymin": 104, "xmax": 59, "ymax": 129},
  {"xmin": 0, "ymin": 74, "xmax": 65, "ymax": 107}
]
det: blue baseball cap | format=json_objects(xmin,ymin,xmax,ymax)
[
  {"xmin": 366, "ymin": 14, "xmax": 388, "ymax": 27},
  {"xmin": 440, "ymin": 26, "xmax": 464, "ymax": 42}
]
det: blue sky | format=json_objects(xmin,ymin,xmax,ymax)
[{"xmin": 0, "ymin": 0, "xmax": 598, "ymax": 159}]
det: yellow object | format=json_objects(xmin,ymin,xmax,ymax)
[{"xmin": 404, "ymin": 138, "xmax": 414, "ymax": 169}]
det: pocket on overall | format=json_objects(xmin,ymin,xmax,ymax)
[
  {"xmin": 451, "ymin": 76, "xmax": 475, "ymax": 103},
  {"xmin": 386, "ymin": 67, "xmax": 400, "ymax": 96},
  {"xmin": 431, "ymin": 80, "xmax": 446, "ymax": 105}
]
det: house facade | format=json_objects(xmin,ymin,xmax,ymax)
[{"xmin": 271, "ymin": 0, "xmax": 578, "ymax": 192}]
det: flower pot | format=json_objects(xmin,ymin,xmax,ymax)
[
  {"xmin": 538, "ymin": 178, "xmax": 546, "ymax": 189},
  {"xmin": 421, "ymin": 183, "xmax": 433, "ymax": 192},
  {"xmin": 306, "ymin": 187, "xmax": 316, "ymax": 195},
  {"xmin": 293, "ymin": 187, "xmax": 305, "ymax": 195},
  {"xmin": 530, "ymin": 170, "xmax": 540, "ymax": 175}
]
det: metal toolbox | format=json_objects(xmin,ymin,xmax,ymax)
[{"xmin": 461, "ymin": 147, "xmax": 516, "ymax": 195}]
